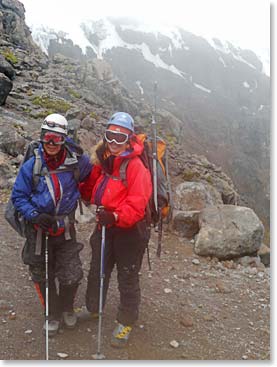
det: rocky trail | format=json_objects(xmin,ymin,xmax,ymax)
[{"xmin": 0, "ymin": 203, "xmax": 270, "ymax": 361}]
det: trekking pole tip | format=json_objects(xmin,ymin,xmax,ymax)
[{"xmin": 92, "ymin": 353, "xmax": 106, "ymax": 360}]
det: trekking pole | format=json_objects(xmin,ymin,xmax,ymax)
[
  {"xmin": 151, "ymin": 82, "xmax": 163, "ymax": 257},
  {"xmin": 156, "ymin": 214, "xmax": 163, "ymax": 258},
  {"xmin": 152, "ymin": 81, "xmax": 158, "ymax": 215},
  {"xmin": 164, "ymin": 148, "xmax": 173, "ymax": 223},
  {"xmin": 92, "ymin": 224, "xmax": 106, "ymax": 360},
  {"xmin": 45, "ymin": 233, "xmax": 49, "ymax": 361}
]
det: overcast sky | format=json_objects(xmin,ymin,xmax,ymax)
[{"xmin": 21, "ymin": 0, "xmax": 270, "ymax": 64}]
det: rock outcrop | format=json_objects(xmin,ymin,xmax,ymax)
[{"xmin": 194, "ymin": 205, "xmax": 264, "ymax": 259}]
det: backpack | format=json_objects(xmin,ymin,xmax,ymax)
[
  {"xmin": 4, "ymin": 140, "xmax": 82, "ymax": 237},
  {"xmin": 118, "ymin": 133, "xmax": 173, "ymax": 259}
]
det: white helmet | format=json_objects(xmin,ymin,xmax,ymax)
[{"xmin": 41, "ymin": 113, "xmax": 68, "ymax": 135}]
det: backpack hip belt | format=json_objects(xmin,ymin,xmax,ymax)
[{"xmin": 35, "ymin": 210, "xmax": 76, "ymax": 255}]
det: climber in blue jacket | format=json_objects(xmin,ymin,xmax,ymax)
[{"xmin": 12, "ymin": 113, "xmax": 92, "ymax": 336}]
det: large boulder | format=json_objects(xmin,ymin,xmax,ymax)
[
  {"xmin": 258, "ymin": 243, "xmax": 270, "ymax": 267},
  {"xmin": 92, "ymin": 59, "xmax": 114, "ymax": 81},
  {"xmin": 0, "ymin": 0, "xmax": 36, "ymax": 50},
  {"xmin": 194, "ymin": 205, "xmax": 264, "ymax": 259},
  {"xmin": 1, "ymin": 0, "xmax": 25, "ymax": 17},
  {"xmin": 172, "ymin": 210, "xmax": 200, "ymax": 239},
  {"xmin": 0, "ymin": 73, "xmax": 12, "ymax": 105},
  {"xmin": 0, "ymin": 130, "xmax": 26, "ymax": 156},
  {"xmin": 175, "ymin": 181, "xmax": 223, "ymax": 211},
  {"xmin": 0, "ymin": 54, "xmax": 15, "ymax": 80},
  {"xmin": 0, "ymin": 151, "xmax": 15, "ymax": 189}
]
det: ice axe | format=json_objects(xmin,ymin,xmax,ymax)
[{"xmin": 92, "ymin": 224, "xmax": 106, "ymax": 360}]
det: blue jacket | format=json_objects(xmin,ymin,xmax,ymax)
[{"xmin": 12, "ymin": 140, "xmax": 92, "ymax": 221}]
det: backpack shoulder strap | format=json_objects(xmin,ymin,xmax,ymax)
[
  {"xmin": 71, "ymin": 151, "xmax": 81, "ymax": 183},
  {"xmin": 32, "ymin": 148, "xmax": 42, "ymax": 187},
  {"xmin": 119, "ymin": 159, "xmax": 130, "ymax": 186},
  {"xmin": 102, "ymin": 159, "xmax": 130, "ymax": 187}
]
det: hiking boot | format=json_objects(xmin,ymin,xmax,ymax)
[
  {"xmin": 62, "ymin": 311, "xmax": 77, "ymax": 329},
  {"xmin": 74, "ymin": 306, "xmax": 99, "ymax": 322},
  {"xmin": 43, "ymin": 319, "xmax": 60, "ymax": 337},
  {"xmin": 110, "ymin": 322, "xmax": 132, "ymax": 348}
]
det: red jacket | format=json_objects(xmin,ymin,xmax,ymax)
[{"xmin": 80, "ymin": 136, "xmax": 152, "ymax": 228}]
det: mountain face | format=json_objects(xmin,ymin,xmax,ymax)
[{"xmin": 30, "ymin": 17, "xmax": 270, "ymax": 229}]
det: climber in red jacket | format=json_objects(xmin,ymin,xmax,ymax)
[{"xmin": 79, "ymin": 112, "xmax": 152, "ymax": 348}]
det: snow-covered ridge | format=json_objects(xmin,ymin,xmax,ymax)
[
  {"xmin": 30, "ymin": 16, "xmax": 269, "ymax": 77},
  {"xmin": 206, "ymin": 37, "xmax": 269, "ymax": 76},
  {"xmin": 30, "ymin": 25, "xmax": 58, "ymax": 54},
  {"xmin": 30, "ymin": 23, "xmax": 92, "ymax": 55}
]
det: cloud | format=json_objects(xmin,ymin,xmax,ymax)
[{"xmin": 21, "ymin": 0, "xmax": 270, "ymax": 58}]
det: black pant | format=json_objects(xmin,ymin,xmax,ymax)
[
  {"xmin": 86, "ymin": 222, "xmax": 150, "ymax": 326},
  {"xmin": 22, "ymin": 225, "xmax": 84, "ymax": 318}
]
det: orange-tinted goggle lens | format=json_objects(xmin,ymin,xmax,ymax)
[{"xmin": 42, "ymin": 132, "xmax": 65, "ymax": 145}]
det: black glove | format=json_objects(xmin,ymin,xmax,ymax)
[
  {"xmin": 97, "ymin": 209, "xmax": 116, "ymax": 226},
  {"xmin": 32, "ymin": 213, "xmax": 56, "ymax": 231}
]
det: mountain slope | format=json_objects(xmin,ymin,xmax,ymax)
[{"xmin": 30, "ymin": 17, "xmax": 270, "ymax": 229}]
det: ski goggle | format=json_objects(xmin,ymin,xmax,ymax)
[
  {"xmin": 41, "ymin": 132, "xmax": 65, "ymax": 145},
  {"xmin": 104, "ymin": 130, "xmax": 129, "ymax": 145},
  {"xmin": 42, "ymin": 120, "xmax": 67, "ymax": 130}
]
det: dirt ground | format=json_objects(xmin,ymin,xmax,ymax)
[{"xmin": 0, "ymin": 201, "xmax": 270, "ymax": 361}]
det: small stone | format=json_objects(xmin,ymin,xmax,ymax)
[
  {"xmin": 215, "ymin": 280, "xmax": 232, "ymax": 293},
  {"xmin": 180, "ymin": 316, "xmax": 193, "ymax": 327},
  {"xmin": 242, "ymin": 355, "xmax": 248, "ymax": 360},
  {"xmin": 170, "ymin": 340, "xmax": 179, "ymax": 348},
  {"xmin": 164, "ymin": 288, "xmax": 172, "ymax": 294},
  {"xmin": 139, "ymin": 324, "xmax": 144, "ymax": 329},
  {"xmin": 222, "ymin": 260, "xmax": 236, "ymax": 269},
  {"xmin": 25, "ymin": 329, "xmax": 32, "ymax": 334},
  {"xmin": 57, "ymin": 353, "xmax": 68, "ymax": 359},
  {"xmin": 8, "ymin": 311, "xmax": 16, "ymax": 320},
  {"xmin": 203, "ymin": 314, "xmax": 214, "ymax": 322},
  {"xmin": 192, "ymin": 259, "xmax": 200, "ymax": 265}
]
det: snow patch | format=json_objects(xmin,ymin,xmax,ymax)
[
  {"xmin": 258, "ymin": 105, "xmax": 265, "ymax": 111},
  {"xmin": 218, "ymin": 56, "xmax": 227, "ymax": 67},
  {"xmin": 120, "ymin": 22, "xmax": 186, "ymax": 50},
  {"xmin": 31, "ymin": 23, "xmax": 92, "ymax": 55},
  {"xmin": 193, "ymin": 83, "xmax": 211, "ymax": 94},
  {"xmin": 138, "ymin": 43, "xmax": 185, "ymax": 78},
  {"xmin": 30, "ymin": 25, "xmax": 57, "ymax": 54},
  {"xmin": 136, "ymin": 81, "xmax": 144, "ymax": 95},
  {"xmin": 168, "ymin": 43, "xmax": 173, "ymax": 58},
  {"xmin": 207, "ymin": 37, "xmax": 259, "ymax": 72},
  {"xmin": 232, "ymin": 53, "xmax": 256, "ymax": 70}
]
